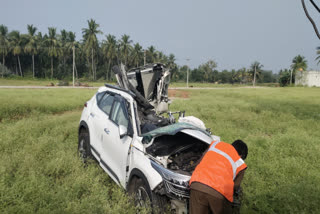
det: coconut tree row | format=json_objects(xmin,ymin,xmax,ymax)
[{"xmin": 0, "ymin": 20, "xmax": 177, "ymax": 80}]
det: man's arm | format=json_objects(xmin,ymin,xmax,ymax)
[{"xmin": 234, "ymin": 169, "xmax": 246, "ymax": 191}]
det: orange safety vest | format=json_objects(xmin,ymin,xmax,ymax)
[{"xmin": 189, "ymin": 141, "xmax": 247, "ymax": 202}]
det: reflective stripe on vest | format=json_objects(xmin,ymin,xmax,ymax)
[{"xmin": 208, "ymin": 141, "xmax": 244, "ymax": 180}]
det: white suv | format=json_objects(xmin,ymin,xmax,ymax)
[{"xmin": 78, "ymin": 64, "xmax": 219, "ymax": 213}]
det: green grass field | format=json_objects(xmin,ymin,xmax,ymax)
[
  {"xmin": 0, "ymin": 87, "xmax": 319, "ymax": 213},
  {"xmin": 0, "ymin": 78, "xmax": 108, "ymax": 87},
  {"xmin": 169, "ymin": 82, "xmax": 279, "ymax": 88},
  {"xmin": 0, "ymin": 78, "xmax": 279, "ymax": 88}
]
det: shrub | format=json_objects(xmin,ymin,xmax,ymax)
[{"xmin": 0, "ymin": 63, "xmax": 15, "ymax": 77}]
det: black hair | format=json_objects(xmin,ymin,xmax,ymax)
[{"xmin": 232, "ymin": 140, "xmax": 248, "ymax": 160}]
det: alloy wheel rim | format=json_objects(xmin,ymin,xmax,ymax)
[
  {"xmin": 136, "ymin": 186, "xmax": 150, "ymax": 208},
  {"xmin": 78, "ymin": 139, "xmax": 87, "ymax": 159}
]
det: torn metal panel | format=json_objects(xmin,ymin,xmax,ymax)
[{"xmin": 113, "ymin": 63, "xmax": 171, "ymax": 114}]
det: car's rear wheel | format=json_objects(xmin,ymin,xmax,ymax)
[{"xmin": 78, "ymin": 129, "xmax": 92, "ymax": 163}]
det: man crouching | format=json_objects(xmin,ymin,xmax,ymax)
[{"xmin": 189, "ymin": 140, "xmax": 248, "ymax": 214}]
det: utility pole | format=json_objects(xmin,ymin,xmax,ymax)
[
  {"xmin": 92, "ymin": 48, "xmax": 94, "ymax": 81},
  {"xmin": 1, "ymin": 62, "xmax": 3, "ymax": 78},
  {"xmin": 186, "ymin": 58, "xmax": 190, "ymax": 88},
  {"xmin": 253, "ymin": 64, "xmax": 257, "ymax": 87},
  {"xmin": 144, "ymin": 50, "xmax": 146, "ymax": 66},
  {"xmin": 73, "ymin": 46, "xmax": 75, "ymax": 87}
]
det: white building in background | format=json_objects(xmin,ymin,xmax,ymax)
[{"xmin": 295, "ymin": 71, "xmax": 320, "ymax": 87}]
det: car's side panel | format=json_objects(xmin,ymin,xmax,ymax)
[
  {"xmin": 80, "ymin": 86, "xmax": 162, "ymax": 191},
  {"xmin": 79, "ymin": 100, "xmax": 122, "ymax": 185},
  {"xmin": 79, "ymin": 94, "xmax": 95, "ymax": 125},
  {"xmin": 89, "ymin": 141, "xmax": 121, "ymax": 185},
  {"xmin": 88, "ymin": 99, "xmax": 127, "ymax": 185},
  {"xmin": 127, "ymin": 140, "xmax": 162, "ymax": 191},
  {"xmin": 87, "ymin": 101, "xmax": 106, "ymax": 150}
]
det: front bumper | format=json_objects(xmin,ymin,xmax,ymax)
[{"xmin": 151, "ymin": 161, "xmax": 191, "ymax": 199}]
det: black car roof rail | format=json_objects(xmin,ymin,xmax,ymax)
[{"xmin": 104, "ymin": 83, "xmax": 136, "ymax": 98}]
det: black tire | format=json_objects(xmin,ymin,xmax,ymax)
[
  {"xmin": 128, "ymin": 176, "xmax": 169, "ymax": 214},
  {"xmin": 78, "ymin": 129, "xmax": 92, "ymax": 163}
]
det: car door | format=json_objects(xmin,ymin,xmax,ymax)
[
  {"xmin": 88, "ymin": 92, "xmax": 115, "ymax": 159},
  {"xmin": 100, "ymin": 95, "xmax": 133, "ymax": 187}
]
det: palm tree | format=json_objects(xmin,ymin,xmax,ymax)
[
  {"xmin": 131, "ymin": 43, "xmax": 143, "ymax": 67},
  {"xmin": 167, "ymin": 53, "xmax": 178, "ymax": 79},
  {"xmin": 146, "ymin": 46, "xmax": 157, "ymax": 63},
  {"xmin": 9, "ymin": 30, "xmax": 24, "ymax": 76},
  {"xmin": 119, "ymin": 34, "xmax": 132, "ymax": 66},
  {"xmin": 291, "ymin": 55, "xmax": 307, "ymax": 85},
  {"xmin": 44, "ymin": 27, "xmax": 59, "ymax": 79},
  {"xmin": 60, "ymin": 29, "xmax": 68, "ymax": 73},
  {"xmin": 230, "ymin": 69, "xmax": 238, "ymax": 84},
  {"xmin": 66, "ymin": 31, "xmax": 78, "ymax": 79},
  {"xmin": 24, "ymin": 24, "xmax": 37, "ymax": 78},
  {"xmin": 36, "ymin": 32, "xmax": 46, "ymax": 78},
  {"xmin": 0, "ymin": 25, "xmax": 9, "ymax": 77},
  {"xmin": 66, "ymin": 32, "xmax": 77, "ymax": 53},
  {"xmin": 102, "ymin": 34, "xmax": 118, "ymax": 80},
  {"xmin": 204, "ymin": 60, "xmax": 217, "ymax": 81},
  {"xmin": 82, "ymin": 19, "xmax": 102, "ymax": 80},
  {"xmin": 279, "ymin": 69, "xmax": 291, "ymax": 87},
  {"xmin": 156, "ymin": 51, "xmax": 164, "ymax": 63},
  {"xmin": 0, "ymin": 25, "xmax": 9, "ymax": 68},
  {"xmin": 249, "ymin": 61, "xmax": 263, "ymax": 86},
  {"xmin": 236, "ymin": 68, "xmax": 248, "ymax": 84},
  {"xmin": 167, "ymin": 54, "xmax": 176, "ymax": 69}
]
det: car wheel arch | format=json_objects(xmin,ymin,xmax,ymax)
[
  {"xmin": 127, "ymin": 168, "xmax": 170, "ymax": 213},
  {"xmin": 79, "ymin": 120, "xmax": 89, "ymax": 136},
  {"xmin": 78, "ymin": 121, "xmax": 93, "ymax": 154},
  {"xmin": 127, "ymin": 168, "xmax": 151, "ymax": 193}
]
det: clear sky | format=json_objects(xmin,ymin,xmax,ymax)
[{"xmin": 1, "ymin": 0, "xmax": 320, "ymax": 72}]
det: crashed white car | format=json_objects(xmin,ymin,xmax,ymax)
[{"xmin": 78, "ymin": 64, "xmax": 219, "ymax": 213}]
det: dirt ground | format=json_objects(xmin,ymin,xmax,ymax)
[{"xmin": 168, "ymin": 89, "xmax": 190, "ymax": 98}]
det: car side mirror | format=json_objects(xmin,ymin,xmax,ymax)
[{"xmin": 119, "ymin": 125, "xmax": 128, "ymax": 138}]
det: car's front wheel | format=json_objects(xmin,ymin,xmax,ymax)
[
  {"xmin": 135, "ymin": 178, "xmax": 152, "ymax": 208},
  {"xmin": 128, "ymin": 176, "xmax": 169, "ymax": 214},
  {"xmin": 78, "ymin": 129, "xmax": 92, "ymax": 163}
]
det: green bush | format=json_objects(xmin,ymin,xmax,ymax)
[{"xmin": 0, "ymin": 64, "xmax": 15, "ymax": 77}]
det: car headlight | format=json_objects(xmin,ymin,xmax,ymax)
[{"xmin": 151, "ymin": 161, "xmax": 190, "ymax": 188}]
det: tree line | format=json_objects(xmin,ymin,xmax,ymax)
[
  {"xmin": 173, "ymin": 60, "xmax": 277, "ymax": 85},
  {"xmin": 278, "ymin": 55, "xmax": 308, "ymax": 87},
  {"xmin": 0, "ymin": 19, "xmax": 177, "ymax": 81},
  {"xmin": 171, "ymin": 54, "xmax": 308, "ymax": 86},
  {"xmin": 176, "ymin": 55, "xmax": 309, "ymax": 86},
  {"xmin": 0, "ymin": 19, "xmax": 311, "ymax": 86}
]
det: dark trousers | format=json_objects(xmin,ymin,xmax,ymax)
[{"xmin": 189, "ymin": 189, "xmax": 232, "ymax": 214}]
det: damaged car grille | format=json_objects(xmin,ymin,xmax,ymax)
[
  {"xmin": 163, "ymin": 180, "xmax": 190, "ymax": 198},
  {"xmin": 151, "ymin": 161, "xmax": 191, "ymax": 199}
]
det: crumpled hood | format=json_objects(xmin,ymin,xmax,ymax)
[{"xmin": 141, "ymin": 122, "xmax": 212, "ymax": 144}]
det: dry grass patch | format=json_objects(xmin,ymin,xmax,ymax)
[{"xmin": 168, "ymin": 89, "xmax": 190, "ymax": 99}]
